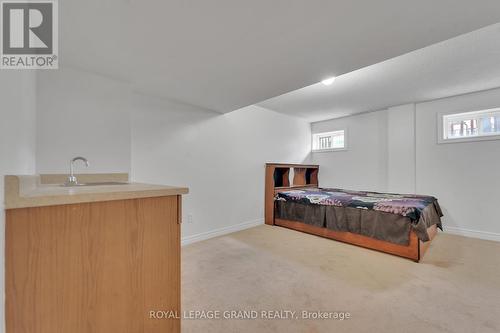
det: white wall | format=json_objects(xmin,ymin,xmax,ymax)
[
  {"xmin": 311, "ymin": 110, "xmax": 388, "ymax": 192},
  {"xmin": 131, "ymin": 98, "xmax": 311, "ymax": 240},
  {"xmin": 313, "ymin": 89, "xmax": 500, "ymax": 240},
  {"xmin": 33, "ymin": 67, "xmax": 311, "ymax": 240},
  {"xmin": 0, "ymin": 71, "xmax": 38, "ymax": 333},
  {"xmin": 36, "ymin": 69, "xmax": 132, "ymax": 174},
  {"xmin": 29, "ymin": 66, "xmax": 500, "ymax": 244},
  {"xmin": 387, "ymin": 104, "xmax": 416, "ymax": 193},
  {"xmin": 416, "ymin": 88, "xmax": 500, "ymax": 239}
]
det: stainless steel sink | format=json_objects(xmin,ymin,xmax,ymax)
[
  {"xmin": 62, "ymin": 182, "xmax": 129, "ymax": 187},
  {"xmin": 61, "ymin": 157, "xmax": 129, "ymax": 187}
]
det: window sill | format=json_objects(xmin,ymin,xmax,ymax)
[
  {"xmin": 438, "ymin": 133, "xmax": 500, "ymax": 144},
  {"xmin": 312, "ymin": 148, "xmax": 348, "ymax": 153}
]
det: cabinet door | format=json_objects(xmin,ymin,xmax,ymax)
[{"xmin": 6, "ymin": 196, "xmax": 180, "ymax": 333}]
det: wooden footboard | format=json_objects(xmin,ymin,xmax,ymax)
[{"xmin": 275, "ymin": 218, "xmax": 437, "ymax": 262}]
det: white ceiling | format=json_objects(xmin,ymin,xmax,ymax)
[
  {"xmin": 61, "ymin": 1, "xmax": 500, "ymax": 113},
  {"xmin": 259, "ymin": 23, "xmax": 500, "ymax": 122}
]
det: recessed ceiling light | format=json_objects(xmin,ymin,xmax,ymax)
[{"xmin": 321, "ymin": 77, "xmax": 336, "ymax": 86}]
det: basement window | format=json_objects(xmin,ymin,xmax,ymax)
[
  {"xmin": 312, "ymin": 130, "xmax": 346, "ymax": 152},
  {"xmin": 439, "ymin": 108, "xmax": 500, "ymax": 143}
]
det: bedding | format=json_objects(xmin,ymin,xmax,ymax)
[{"xmin": 275, "ymin": 188, "xmax": 443, "ymax": 245}]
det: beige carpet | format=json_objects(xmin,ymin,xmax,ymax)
[{"xmin": 182, "ymin": 225, "xmax": 500, "ymax": 333}]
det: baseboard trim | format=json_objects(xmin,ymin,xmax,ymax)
[
  {"xmin": 444, "ymin": 226, "xmax": 500, "ymax": 242},
  {"xmin": 181, "ymin": 218, "xmax": 264, "ymax": 246}
]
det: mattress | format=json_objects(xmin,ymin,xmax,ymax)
[{"xmin": 275, "ymin": 188, "xmax": 443, "ymax": 245}]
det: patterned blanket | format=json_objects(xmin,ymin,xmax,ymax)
[{"xmin": 275, "ymin": 188, "xmax": 438, "ymax": 223}]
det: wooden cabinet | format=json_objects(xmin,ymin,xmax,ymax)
[{"xmin": 6, "ymin": 195, "xmax": 181, "ymax": 333}]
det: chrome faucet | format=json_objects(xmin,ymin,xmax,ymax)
[{"xmin": 65, "ymin": 157, "xmax": 89, "ymax": 186}]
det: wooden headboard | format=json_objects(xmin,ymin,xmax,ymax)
[{"xmin": 264, "ymin": 163, "xmax": 319, "ymax": 225}]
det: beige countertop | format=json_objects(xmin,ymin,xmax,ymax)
[{"xmin": 4, "ymin": 174, "xmax": 189, "ymax": 209}]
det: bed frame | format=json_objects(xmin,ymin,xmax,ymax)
[{"xmin": 265, "ymin": 163, "xmax": 437, "ymax": 262}]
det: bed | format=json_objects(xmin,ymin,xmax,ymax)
[{"xmin": 265, "ymin": 163, "xmax": 443, "ymax": 262}]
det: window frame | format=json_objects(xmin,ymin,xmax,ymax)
[
  {"xmin": 437, "ymin": 107, "xmax": 500, "ymax": 144},
  {"xmin": 311, "ymin": 129, "xmax": 348, "ymax": 152}
]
